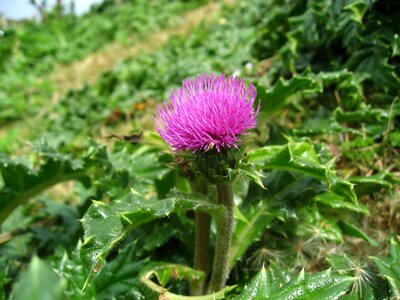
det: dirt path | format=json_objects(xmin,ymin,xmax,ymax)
[{"xmin": 50, "ymin": 1, "xmax": 232, "ymax": 96}]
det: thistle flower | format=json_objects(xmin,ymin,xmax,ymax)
[{"xmin": 154, "ymin": 73, "xmax": 259, "ymax": 152}]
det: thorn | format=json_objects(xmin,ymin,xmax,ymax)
[{"xmin": 299, "ymin": 267, "xmax": 305, "ymax": 280}]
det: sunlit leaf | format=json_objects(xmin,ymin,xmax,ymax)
[
  {"xmin": 11, "ymin": 256, "xmax": 64, "ymax": 300},
  {"xmin": 370, "ymin": 237, "xmax": 400, "ymax": 299},
  {"xmin": 314, "ymin": 192, "xmax": 368, "ymax": 214},
  {"xmin": 236, "ymin": 268, "xmax": 354, "ymax": 300},
  {"xmin": 234, "ymin": 266, "xmax": 273, "ymax": 299},
  {"xmin": 81, "ymin": 192, "xmax": 224, "ymax": 275}
]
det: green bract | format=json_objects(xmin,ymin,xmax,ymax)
[{"xmin": 193, "ymin": 148, "xmax": 244, "ymax": 183}]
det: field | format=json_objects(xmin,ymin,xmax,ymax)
[{"xmin": 0, "ymin": 0, "xmax": 399, "ymax": 299}]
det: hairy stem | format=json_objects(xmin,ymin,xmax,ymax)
[
  {"xmin": 207, "ymin": 181, "xmax": 234, "ymax": 293},
  {"xmin": 190, "ymin": 180, "xmax": 210, "ymax": 296}
]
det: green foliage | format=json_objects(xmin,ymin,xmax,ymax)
[
  {"xmin": 371, "ymin": 237, "xmax": 400, "ymax": 299},
  {"xmin": 248, "ymin": 141, "xmax": 357, "ymax": 203},
  {"xmin": 230, "ymin": 171, "xmax": 323, "ymax": 269},
  {"xmin": 325, "ymin": 238, "xmax": 400, "ymax": 300},
  {"xmin": 92, "ymin": 242, "xmax": 148, "ymax": 299},
  {"xmin": 234, "ymin": 267, "xmax": 272, "ymax": 299},
  {"xmin": 11, "ymin": 256, "xmax": 64, "ymax": 300},
  {"xmin": 338, "ymin": 221, "xmax": 378, "ymax": 247},
  {"xmin": 81, "ymin": 193, "xmax": 224, "ymax": 274},
  {"xmin": 258, "ymin": 69, "xmax": 322, "ymax": 116},
  {"xmin": 0, "ymin": 142, "xmax": 109, "ymax": 224},
  {"xmin": 236, "ymin": 267, "xmax": 354, "ymax": 300}
]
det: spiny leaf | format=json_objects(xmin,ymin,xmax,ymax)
[
  {"xmin": 270, "ymin": 269, "xmax": 354, "ymax": 300},
  {"xmin": 234, "ymin": 266, "xmax": 273, "ymax": 299},
  {"xmin": 0, "ymin": 142, "xmax": 109, "ymax": 224},
  {"xmin": 81, "ymin": 192, "xmax": 224, "ymax": 276},
  {"xmin": 370, "ymin": 237, "xmax": 400, "ymax": 299},
  {"xmin": 259, "ymin": 69, "xmax": 322, "ymax": 116},
  {"xmin": 334, "ymin": 107, "xmax": 386, "ymax": 124},
  {"xmin": 338, "ymin": 221, "xmax": 378, "ymax": 247},
  {"xmin": 93, "ymin": 242, "xmax": 148, "ymax": 300},
  {"xmin": 236, "ymin": 268, "xmax": 354, "ymax": 300},
  {"xmin": 354, "ymin": 44, "xmax": 400, "ymax": 90},
  {"xmin": 229, "ymin": 171, "xmax": 325, "ymax": 269},
  {"xmin": 58, "ymin": 243, "xmax": 96, "ymax": 300},
  {"xmin": 314, "ymin": 192, "xmax": 368, "ymax": 214},
  {"xmin": 248, "ymin": 141, "xmax": 357, "ymax": 203},
  {"xmin": 350, "ymin": 173, "xmax": 398, "ymax": 196},
  {"xmin": 11, "ymin": 256, "xmax": 64, "ymax": 300},
  {"xmin": 326, "ymin": 253, "xmax": 389, "ymax": 299}
]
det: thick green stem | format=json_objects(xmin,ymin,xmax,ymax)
[
  {"xmin": 190, "ymin": 181, "xmax": 210, "ymax": 296},
  {"xmin": 207, "ymin": 181, "xmax": 234, "ymax": 293}
]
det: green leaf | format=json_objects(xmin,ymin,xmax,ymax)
[
  {"xmin": 11, "ymin": 256, "xmax": 64, "ymax": 300},
  {"xmin": 334, "ymin": 107, "xmax": 386, "ymax": 124},
  {"xmin": 234, "ymin": 267, "xmax": 273, "ymax": 300},
  {"xmin": 58, "ymin": 243, "xmax": 96, "ymax": 300},
  {"xmin": 81, "ymin": 192, "xmax": 224, "ymax": 275},
  {"xmin": 370, "ymin": 237, "xmax": 400, "ymax": 299},
  {"xmin": 140, "ymin": 262, "xmax": 204, "ymax": 288},
  {"xmin": 110, "ymin": 144, "xmax": 170, "ymax": 181},
  {"xmin": 327, "ymin": 253, "xmax": 391, "ymax": 299},
  {"xmin": 230, "ymin": 160, "xmax": 265, "ymax": 189},
  {"xmin": 344, "ymin": 1, "xmax": 368, "ymax": 25},
  {"xmin": 0, "ymin": 267, "xmax": 8, "ymax": 300},
  {"xmin": 140, "ymin": 263, "xmax": 235, "ymax": 300},
  {"xmin": 93, "ymin": 242, "xmax": 147, "ymax": 300},
  {"xmin": 338, "ymin": 221, "xmax": 378, "ymax": 247},
  {"xmin": 314, "ymin": 192, "xmax": 368, "ymax": 214},
  {"xmin": 237, "ymin": 268, "xmax": 354, "ymax": 300},
  {"xmin": 297, "ymin": 208, "xmax": 344, "ymax": 243},
  {"xmin": 350, "ymin": 173, "xmax": 397, "ymax": 196},
  {"xmin": 269, "ymin": 269, "xmax": 354, "ymax": 300},
  {"xmin": 259, "ymin": 70, "xmax": 322, "ymax": 116},
  {"xmin": 326, "ymin": 254, "xmax": 355, "ymax": 271},
  {"xmin": 0, "ymin": 142, "xmax": 109, "ymax": 224},
  {"xmin": 248, "ymin": 141, "xmax": 357, "ymax": 203},
  {"xmin": 349, "ymin": 45, "xmax": 400, "ymax": 90},
  {"xmin": 229, "ymin": 171, "xmax": 325, "ymax": 269},
  {"xmin": 268, "ymin": 261, "xmax": 292, "ymax": 287},
  {"xmin": 318, "ymin": 70, "xmax": 364, "ymax": 111}
]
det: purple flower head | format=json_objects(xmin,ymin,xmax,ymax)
[{"xmin": 154, "ymin": 73, "xmax": 259, "ymax": 152}]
